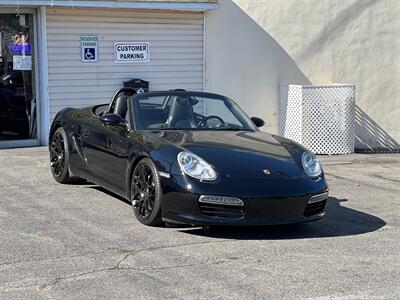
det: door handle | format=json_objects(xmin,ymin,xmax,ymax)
[
  {"xmin": 105, "ymin": 137, "xmax": 113, "ymax": 149},
  {"xmin": 82, "ymin": 129, "xmax": 90, "ymax": 137}
]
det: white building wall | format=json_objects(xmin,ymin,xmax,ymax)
[
  {"xmin": 46, "ymin": 7, "xmax": 204, "ymax": 120},
  {"xmin": 205, "ymin": 0, "xmax": 400, "ymax": 151}
]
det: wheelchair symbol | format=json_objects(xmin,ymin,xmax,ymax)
[{"xmin": 84, "ymin": 48, "xmax": 96, "ymax": 60}]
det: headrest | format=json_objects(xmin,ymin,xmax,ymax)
[{"xmin": 176, "ymin": 96, "xmax": 199, "ymax": 106}]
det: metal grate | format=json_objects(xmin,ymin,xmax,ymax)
[
  {"xmin": 198, "ymin": 203, "xmax": 244, "ymax": 219},
  {"xmin": 280, "ymin": 85, "xmax": 356, "ymax": 154}
]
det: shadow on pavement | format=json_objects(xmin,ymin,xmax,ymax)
[
  {"xmin": 87, "ymin": 185, "xmax": 131, "ymax": 205},
  {"xmin": 178, "ymin": 197, "xmax": 386, "ymax": 240},
  {"xmin": 84, "ymin": 186, "xmax": 386, "ymax": 239}
]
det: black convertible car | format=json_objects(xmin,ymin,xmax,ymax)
[{"xmin": 49, "ymin": 89, "xmax": 328, "ymax": 226}]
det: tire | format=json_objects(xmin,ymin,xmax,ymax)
[
  {"xmin": 49, "ymin": 127, "xmax": 74, "ymax": 184},
  {"xmin": 130, "ymin": 158, "xmax": 163, "ymax": 226}
]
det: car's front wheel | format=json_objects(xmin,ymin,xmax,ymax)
[
  {"xmin": 50, "ymin": 127, "xmax": 74, "ymax": 184},
  {"xmin": 131, "ymin": 158, "xmax": 163, "ymax": 226}
]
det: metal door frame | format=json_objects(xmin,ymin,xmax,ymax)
[{"xmin": 0, "ymin": 7, "xmax": 42, "ymax": 149}]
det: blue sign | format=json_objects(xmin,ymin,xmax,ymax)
[
  {"xmin": 10, "ymin": 43, "xmax": 32, "ymax": 55},
  {"xmin": 84, "ymin": 48, "xmax": 96, "ymax": 60}
]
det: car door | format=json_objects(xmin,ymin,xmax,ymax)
[
  {"xmin": 82, "ymin": 117, "xmax": 129, "ymax": 195},
  {"xmin": 98, "ymin": 123, "xmax": 130, "ymax": 193}
]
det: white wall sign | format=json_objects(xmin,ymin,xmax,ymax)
[
  {"xmin": 13, "ymin": 55, "xmax": 32, "ymax": 70},
  {"xmin": 114, "ymin": 42, "xmax": 150, "ymax": 63},
  {"xmin": 81, "ymin": 35, "xmax": 98, "ymax": 63}
]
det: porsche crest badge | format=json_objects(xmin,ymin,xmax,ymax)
[{"xmin": 262, "ymin": 169, "xmax": 271, "ymax": 175}]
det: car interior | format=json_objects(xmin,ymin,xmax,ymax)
[
  {"xmin": 94, "ymin": 89, "xmax": 203, "ymax": 130},
  {"xmin": 93, "ymin": 87, "xmax": 136, "ymax": 119},
  {"xmin": 93, "ymin": 89, "xmax": 248, "ymax": 131},
  {"xmin": 133, "ymin": 95, "xmax": 204, "ymax": 130}
]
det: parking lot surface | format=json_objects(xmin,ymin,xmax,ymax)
[{"xmin": 0, "ymin": 147, "xmax": 399, "ymax": 299}]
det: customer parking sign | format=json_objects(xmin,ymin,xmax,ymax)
[
  {"xmin": 81, "ymin": 35, "xmax": 98, "ymax": 63},
  {"xmin": 114, "ymin": 42, "xmax": 150, "ymax": 63}
]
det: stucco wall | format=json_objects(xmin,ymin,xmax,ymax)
[{"xmin": 205, "ymin": 0, "xmax": 400, "ymax": 151}]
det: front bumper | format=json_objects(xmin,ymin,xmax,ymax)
[{"xmin": 161, "ymin": 175, "xmax": 328, "ymax": 226}]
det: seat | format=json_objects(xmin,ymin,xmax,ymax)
[
  {"xmin": 113, "ymin": 95, "xmax": 130, "ymax": 119},
  {"xmin": 167, "ymin": 96, "xmax": 198, "ymax": 128}
]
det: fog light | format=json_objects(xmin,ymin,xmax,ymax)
[{"xmin": 199, "ymin": 195, "xmax": 244, "ymax": 206}]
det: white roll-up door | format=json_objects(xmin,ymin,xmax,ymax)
[{"xmin": 46, "ymin": 7, "xmax": 204, "ymax": 120}]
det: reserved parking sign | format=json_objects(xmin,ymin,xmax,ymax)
[{"xmin": 81, "ymin": 35, "xmax": 98, "ymax": 63}]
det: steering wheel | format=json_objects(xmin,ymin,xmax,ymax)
[{"xmin": 198, "ymin": 115, "xmax": 225, "ymax": 128}]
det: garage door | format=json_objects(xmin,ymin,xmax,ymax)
[{"xmin": 46, "ymin": 7, "xmax": 204, "ymax": 120}]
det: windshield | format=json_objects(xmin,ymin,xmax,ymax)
[{"xmin": 131, "ymin": 92, "xmax": 256, "ymax": 131}]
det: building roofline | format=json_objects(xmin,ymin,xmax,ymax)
[{"xmin": 0, "ymin": 1, "xmax": 218, "ymax": 11}]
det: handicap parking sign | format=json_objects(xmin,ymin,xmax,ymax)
[
  {"xmin": 85, "ymin": 48, "xmax": 96, "ymax": 60},
  {"xmin": 81, "ymin": 35, "xmax": 98, "ymax": 63}
]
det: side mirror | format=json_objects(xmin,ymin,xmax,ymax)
[
  {"xmin": 100, "ymin": 113, "xmax": 127, "ymax": 128},
  {"xmin": 251, "ymin": 116, "xmax": 265, "ymax": 128}
]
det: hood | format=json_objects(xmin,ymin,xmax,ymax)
[{"xmin": 151, "ymin": 130, "xmax": 304, "ymax": 180}]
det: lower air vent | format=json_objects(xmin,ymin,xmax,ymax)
[
  {"xmin": 304, "ymin": 200, "xmax": 327, "ymax": 217},
  {"xmin": 199, "ymin": 203, "xmax": 244, "ymax": 219}
]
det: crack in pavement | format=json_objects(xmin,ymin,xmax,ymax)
[
  {"xmin": 371, "ymin": 173, "xmax": 400, "ymax": 184},
  {"xmin": 37, "ymin": 239, "xmax": 237, "ymax": 292},
  {"xmin": 321, "ymin": 161, "xmax": 356, "ymax": 166},
  {"xmin": 0, "ymin": 248, "xmax": 124, "ymax": 268},
  {"xmin": 324, "ymin": 172, "xmax": 399, "ymax": 192},
  {"xmin": 0, "ymin": 239, "xmax": 237, "ymax": 292}
]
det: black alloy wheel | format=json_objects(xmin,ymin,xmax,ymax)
[
  {"xmin": 50, "ymin": 127, "xmax": 74, "ymax": 184},
  {"xmin": 131, "ymin": 158, "xmax": 163, "ymax": 226}
]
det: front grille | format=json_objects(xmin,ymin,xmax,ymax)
[
  {"xmin": 199, "ymin": 203, "xmax": 244, "ymax": 219},
  {"xmin": 304, "ymin": 200, "xmax": 326, "ymax": 217}
]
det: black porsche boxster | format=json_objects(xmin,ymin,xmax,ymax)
[{"xmin": 49, "ymin": 88, "xmax": 328, "ymax": 226}]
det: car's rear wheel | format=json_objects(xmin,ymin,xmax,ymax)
[
  {"xmin": 131, "ymin": 158, "xmax": 163, "ymax": 226},
  {"xmin": 50, "ymin": 127, "xmax": 74, "ymax": 184}
]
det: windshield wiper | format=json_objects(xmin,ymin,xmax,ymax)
[
  {"xmin": 208, "ymin": 127, "xmax": 243, "ymax": 131},
  {"xmin": 149, "ymin": 127, "xmax": 246, "ymax": 131}
]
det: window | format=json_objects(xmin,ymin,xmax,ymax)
[
  {"xmin": 0, "ymin": 13, "xmax": 37, "ymax": 141},
  {"xmin": 132, "ymin": 92, "xmax": 255, "ymax": 131}
]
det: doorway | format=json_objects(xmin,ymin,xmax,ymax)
[{"xmin": 0, "ymin": 11, "xmax": 39, "ymax": 148}]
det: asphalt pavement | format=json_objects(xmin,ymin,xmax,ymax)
[{"xmin": 0, "ymin": 147, "xmax": 399, "ymax": 299}]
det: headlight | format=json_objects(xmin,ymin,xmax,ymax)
[
  {"xmin": 302, "ymin": 151, "xmax": 323, "ymax": 178},
  {"xmin": 177, "ymin": 151, "xmax": 217, "ymax": 181}
]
